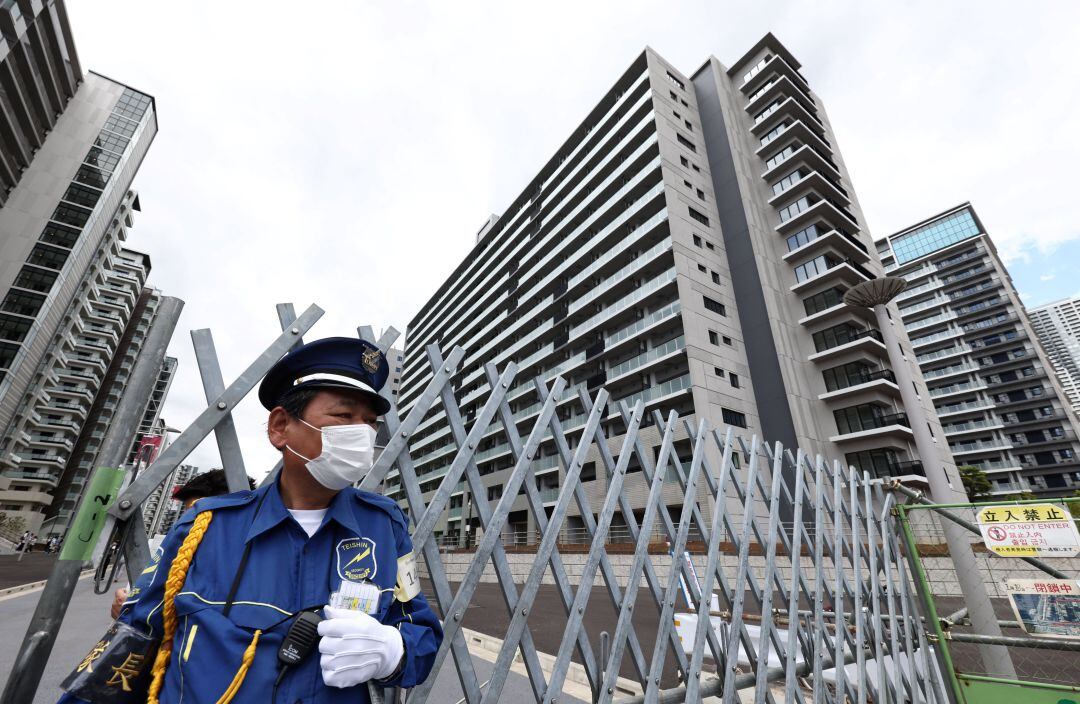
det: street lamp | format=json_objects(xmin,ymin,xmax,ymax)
[{"xmin": 844, "ymin": 277, "xmax": 1016, "ymax": 678}]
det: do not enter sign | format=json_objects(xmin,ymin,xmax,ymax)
[{"xmin": 977, "ymin": 503, "xmax": 1080, "ymax": 558}]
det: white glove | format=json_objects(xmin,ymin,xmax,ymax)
[{"xmin": 318, "ymin": 606, "xmax": 405, "ymax": 688}]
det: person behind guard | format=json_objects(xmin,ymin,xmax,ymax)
[{"xmin": 59, "ymin": 337, "xmax": 443, "ymax": 703}]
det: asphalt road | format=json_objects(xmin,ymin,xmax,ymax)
[{"xmin": 0, "ymin": 575, "xmax": 582, "ymax": 704}]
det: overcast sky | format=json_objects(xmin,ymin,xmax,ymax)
[{"xmin": 67, "ymin": 1, "xmax": 1080, "ymax": 480}]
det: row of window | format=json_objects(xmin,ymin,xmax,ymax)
[
  {"xmin": 696, "ymin": 263, "xmax": 722, "ymax": 286},
  {"xmin": 712, "ymin": 366, "xmax": 740, "ymax": 388}
]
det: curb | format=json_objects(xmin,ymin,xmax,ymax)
[
  {"xmin": 0, "ymin": 578, "xmax": 48, "ymax": 597},
  {"xmin": 0, "ymin": 567, "xmax": 94, "ymax": 598},
  {"xmin": 461, "ymin": 626, "xmax": 641, "ymax": 698}
]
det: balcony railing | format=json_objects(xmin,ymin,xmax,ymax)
[{"xmin": 884, "ymin": 460, "xmax": 924, "ymax": 477}]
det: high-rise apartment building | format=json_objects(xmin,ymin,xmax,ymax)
[
  {"xmin": 0, "ymin": 3, "xmax": 169, "ymax": 533},
  {"xmin": 0, "ymin": 0, "xmax": 81, "ymax": 201},
  {"xmin": 878, "ymin": 204, "xmax": 1080, "ymax": 497},
  {"xmin": 396, "ymin": 34, "xmax": 951, "ymax": 541},
  {"xmin": 144, "ymin": 463, "xmax": 197, "ymax": 537},
  {"xmin": 1029, "ymin": 296, "xmax": 1080, "ymax": 419}
]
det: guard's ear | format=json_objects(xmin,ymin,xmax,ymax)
[{"xmin": 267, "ymin": 407, "xmax": 290, "ymax": 451}]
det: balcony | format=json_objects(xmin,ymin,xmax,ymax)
[
  {"xmin": 882, "ymin": 460, "xmax": 925, "ymax": 478},
  {"xmin": 929, "ymin": 380, "xmax": 988, "ymax": 399},
  {"xmin": 943, "ymin": 419, "xmax": 1004, "ymax": 436},
  {"xmin": 783, "ymin": 227, "xmax": 869, "ymax": 265},
  {"xmin": 790, "ymin": 259, "xmax": 873, "ymax": 295},
  {"xmin": 916, "ymin": 344, "xmax": 972, "ymax": 365},
  {"xmin": 757, "ymin": 121, "xmax": 834, "ymax": 167},
  {"xmin": 744, "ymin": 74, "xmax": 816, "ymax": 117},
  {"xmin": 775, "ymin": 196, "xmax": 857, "ymax": 238},
  {"xmin": 741, "ymin": 53, "xmax": 812, "ymax": 97},
  {"xmin": 906, "ymin": 313, "xmax": 958, "ymax": 335},
  {"xmin": 961, "ymin": 314, "xmax": 1018, "ymax": 334},
  {"xmin": 750, "ymin": 95, "xmax": 823, "ymax": 140},
  {"xmin": 910, "ymin": 328, "xmax": 964, "ymax": 349},
  {"xmin": 895, "ymin": 279, "xmax": 942, "ymax": 303},
  {"xmin": 819, "ymin": 369, "xmax": 899, "ymax": 402},
  {"xmin": 950, "ymin": 439, "xmax": 1014, "ymax": 456},
  {"xmin": 761, "ymin": 143, "xmax": 841, "ymax": 183},
  {"xmin": 830, "ymin": 411, "xmax": 913, "ymax": 444},
  {"xmin": 934, "ymin": 248, "xmax": 984, "ymax": 273},
  {"xmin": 898, "ymin": 296, "xmax": 948, "ymax": 318},
  {"xmin": 955, "ymin": 298, "xmax": 1007, "ymax": 320},
  {"xmin": 941, "ymin": 265, "xmax": 991, "ymax": 287},
  {"xmin": 921, "ymin": 362, "xmax": 979, "ymax": 382},
  {"xmin": 808, "ymin": 329, "xmax": 885, "ymax": 363}
]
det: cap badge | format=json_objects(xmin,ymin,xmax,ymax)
[{"xmin": 361, "ymin": 348, "xmax": 382, "ymax": 374}]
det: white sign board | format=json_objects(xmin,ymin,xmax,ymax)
[
  {"xmin": 1004, "ymin": 579, "xmax": 1080, "ymax": 640},
  {"xmin": 976, "ymin": 503, "xmax": 1080, "ymax": 558}
]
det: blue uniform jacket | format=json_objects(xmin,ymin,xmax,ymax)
[{"xmin": 60, "ymin": 479, "xmax": 442, "ymax": 704}]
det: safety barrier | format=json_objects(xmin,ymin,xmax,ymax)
[{"xmin": 4, "ymin": 304, "xmax": 962, "ymax": 703}]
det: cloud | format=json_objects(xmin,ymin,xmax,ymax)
[
  {"xmin": 65, "ymin": 0, "xmax": 1080, "ymax": 480},
  {"xmin": 1040, "ymin": 274, "xmax": 1057, "ymax": 281}
]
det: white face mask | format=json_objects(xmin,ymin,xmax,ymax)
[{"xmin": 286, "ymin": 419, "xmax": 377, "ymax": 491}]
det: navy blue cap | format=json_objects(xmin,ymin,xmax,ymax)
[{"xmin": 258, "ymin": 337, "xmax": 392, "ymax": 414}]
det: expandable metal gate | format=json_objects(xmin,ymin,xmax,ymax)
[{"xmin": 11, "ymin": 302, "xmax": 1047, "ymax": 703}]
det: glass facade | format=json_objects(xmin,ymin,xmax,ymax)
[{"xmin": 890, "ymin": 208, "xmax": 981, "ymax": 264}]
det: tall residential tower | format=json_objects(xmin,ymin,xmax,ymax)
[
  {"xmin": 878, "ymin": 204, "xmax": 1080, "ymax": 497},
  {"xmin": 397, "ymin": 35, "xmax": 952, "ymax": 541},
  {"xmin": 1029, "ymin": 295, "xmax": 1080, "ymax": 420},
  {"xmin": 0, "ymin": 2, "xmax": 178, "ymax": 533}
]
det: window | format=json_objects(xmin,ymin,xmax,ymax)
[
  {"xmin": 705, "ymin": 241, "xmax": 715, "ymax": 251},
  {"xmin": 786, "ymin": 223, "xmax": 823, "ymax": 251},
  {"xmin": 487, "ymin": 485, "xmax": 503, "ymax": 501},
  {"xmin": 666, "ymin": 71, "xmax": 684, "ymax": 89},
  {"xmin": 711, "ymin": 271, "xmax": 721, "ymax": 285},
  {"xmin": 713, "ymin": 367, "xmax": 725, "ymax": 378},
  {"xmin": 771, "ymin": 169, "xmax": 804, "ymax": 196},
  {"xmin": 670, "ymin": 90, "xmax": 678, "ymax": 100},
  {"xmin": 680, "ymin": 156, "xmax": 689, "ymax": 167},
  {"xmin": 765, "ymin": 144, "xmax": 796, "ymax": 171},
  {"xmin": 793, "ymin": 253, "xmax": 841, "ymax": 283},
  {"xmin": 693, "ymin": 235, "xmax": 702, "ymax": 248},
  {"xmin": 673, "ymin": 110, "xmax": 681, "ymax": 120},
  {"xmin": 708, "ymin": 330, "xmax": 720, "ymax": 345},
  {"xmin": 722, "ymin": 335, "xmax": 732, "ymax": 346},
  {"xmin": 704, "ymin": 296, "xmax": 726, "ymax": 316},
  {"xmin": 803, "ymin": 286, "xmax": 846, "ymax": 316},
  {"xmin": 697, "ymin": 264, "xmax": 706, "ymax": 273},
  {"xmin": 722, "ymin": 408, "xmax": 747, "ymax": 428},
  {"xmin": 677, "ymin": 133, "xmax": 697, "ymax": 152},
  {"xmin": 684, "ymin": 120, "xmax": 693, "ymax": 131},
  {"xmin": 683, "ymin": 179, "xmax": 692, "ymax": 189},
  {"xmin": 730, "ymin": 373, "xmax": 740, "ymax": 388},
  {"xmin": 696, "ymin": 189, "xmax": 705, "ymax": 200},
  {"xmin": 692, "ymin": 163, "xmax": 700, "ymax": 172},
  {"xmin": 580, "ymin": 462, "xmax": 596, "ymax": 482},
  {"xmin": 688, "ymin": 207, "xmax": 710, "ymax": 226},
  {"xmin": 50, "ymin": 203, "xmax": 91, "ymax": 229}
]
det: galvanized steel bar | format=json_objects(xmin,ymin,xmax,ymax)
[
  {"xmin": 542, "ymin": 401, "xmax": 645, "ymax": 704},
  {"xmin": 408, "ymin": 377, "xmax": 568, "ymax": 704},
  {"xmin": 720, "ymin": 435, "xmax": 762, "ymax": 704},
  {"xmin": 643, "ymin": 420, "xmax": 709, "ymax": 704},
  {"xmin": 191, "ymin": 328, "xmax": 249, "ymax": 493},
  {"xmin": 110, "ymin": 304, "xmax": 324, "ymax": 518},
  {"xmin": 782, "ymin": 450, "xmax": 806, "ymax": 704},
  {"xmin": 684, "ymin": 426, "xmax": 735, "ymax": 703},
  {"xmin": 598, "ymin": 410, "xmax": 678, "ymax": 704},
  {"xmin": 428, "ymin": 348, "xmax": 548, "ymax": 701},
  {"xmin": 479, "ymin": 388, "xmax": 609, "ymax": 704}
]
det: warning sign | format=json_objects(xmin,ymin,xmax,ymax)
[
  {"xmin": 976, "ymin": 503, "xmax": 1080, "ymax": 557},
  {"xmin": 1005, "ymin": 579, "xmax": 1080, "ymax": 639}
]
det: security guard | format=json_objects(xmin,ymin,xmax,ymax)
[{"xmin": 60, "ymin": 337, "xmax": 443, "ymax": 703}]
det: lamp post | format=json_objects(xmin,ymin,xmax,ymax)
[{"xmin": 844, "ymin": 277, "xmax": 1016, "ymax": 678}]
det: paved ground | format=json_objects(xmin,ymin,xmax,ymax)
[
  {"xmin": 0, "ymin": 575, "xmax": 580, "ymax": 703},
  {"xmin": 0, "ymin": 553, "xmax": 65, "ymax": 589},
  {"xmin": 422, "ymin": 578, "xmax": 696, "ymax": 689}
]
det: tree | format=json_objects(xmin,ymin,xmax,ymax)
[{"xmin": 958, "ymin": 465, "xmax": 992, "ymax": 502}]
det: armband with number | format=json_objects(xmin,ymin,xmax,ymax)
[{"xmin": 61, "ymin": 620, "xmax": 159, "ymax": 703}]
